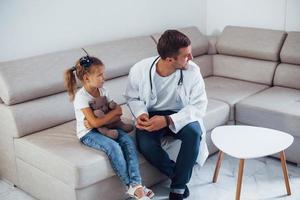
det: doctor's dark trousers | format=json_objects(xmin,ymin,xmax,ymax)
[{"xmin": 136, "ymin": 110, "xmax": 202, "ymax": 194}]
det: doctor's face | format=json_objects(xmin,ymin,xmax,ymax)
[{"xmin": 173, "ymin": 45, "xmax": 193, "ymax": 70}]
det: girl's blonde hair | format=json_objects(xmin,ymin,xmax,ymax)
[{"xmin": 64, "ymin": 56, "xmax": 103, "ymax": 101}]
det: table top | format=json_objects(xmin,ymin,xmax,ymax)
[{"xmin": 211, "ymin": 125, "xmax": 294, "ymax": 159}]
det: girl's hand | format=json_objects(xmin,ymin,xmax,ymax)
[
  {"xmin": 84, "ymin": 119, "xmax": 93, "ymax": 129},
  {"xmin": 111, "ymin": 115, "xmax": 121, "ymax": 123},
  {"xmin": 111, "ymin": 105, "xmax": 122, "ymax": 116}
]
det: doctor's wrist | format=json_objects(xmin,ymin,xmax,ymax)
[{"xmin": 164, "ymin": 115, "xmax": 171, "ymax": 127}]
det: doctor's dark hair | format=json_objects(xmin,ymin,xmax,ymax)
[
  {"xmin": 157, "ymin": 30, "xmax": 191, "ymax": 59},
  {"xmin": 64, "ymin": 56, "xmax": 104, "ymax": 101}
]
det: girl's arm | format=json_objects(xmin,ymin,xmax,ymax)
[{"xmin": 81, "ymin": 105, "xmax": 122, "ymax": 128}]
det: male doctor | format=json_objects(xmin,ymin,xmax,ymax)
[{"xmin": 125, "ymin": 30, "xmax": 208, "ymax": 200}]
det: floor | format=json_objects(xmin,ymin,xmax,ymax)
[{"xmin": 1, "ymin": 154, "xmax": 300, "ymax": 200}]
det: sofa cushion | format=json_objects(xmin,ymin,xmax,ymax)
[
  {"xmin": 0, "ymin": 76, "xmax": 129, "ymax": 138},
  {"xmin": 0, "ymin": 92, "xmax": 74, "ymax": 138},
  {"xmin": 151, "ymin": 26, "xmax": 209, "ymax": 57},
  {"xmin": 236, "ymin": 86, "xmax": 300, "ymax": 138},
  {"xmin": 203, "ymin": 99, "xmax": 230, "ymax": 131},
  {"xmin": 216, "ymin": 26, "xmax": 286, "ymax": 61},
  {"xmin": 280, "ymin": 32, "xmax": 300, "ymax": 65},
  {"xmin": 14, "ymin": 119, "xmax": 142, "ymax": 190},
  {"xmin": 16, "ymin": 155, "xmax": 166, "ymax": 200},
  {"xmin": 84, "ymin": 36, "xmax": 157, "ymax": 80},
  {"xmin": 213, "ymin": 55, "xmax": 277, "ymax": 85},
  {"xmin": 0, "ymin": 49, "xmax": 82, "ymax": 106},
  {"xmin": 193, "ymin": 55, "xmax": 213, "ymax": 78},
  {"xmin": 207, "ymin": 36, "xmax": 217, "ymax": 55},
  {"xmin": 205, "ymin": 76, "xmax": 269, "ymax": 120},
  {"xmin": 0, "ymin": 37, "xmax": 156, "ymax": 106},
  {"xmin": 274, "ymin": 63, "xmax": 300, "ymax": 90},
  {"xmin": 103, "ymin": 76, "xmax": 128, "ymax": 104}
]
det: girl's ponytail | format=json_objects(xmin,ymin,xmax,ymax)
[
  {"xmin": 64, "ymin": 67, "xmax": 77, "ymax": 101},
  {"xmin": 64, "ymin": 56, "xmax": 103, "ymax": 101}
]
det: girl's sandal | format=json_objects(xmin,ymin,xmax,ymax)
[
  {"xmin": 127, "ymin": 185, "xmax": 151, "ymax": 200},
  {"xmin": 143, "ymin": 186, "xmax": 155, "ymax": 199}
]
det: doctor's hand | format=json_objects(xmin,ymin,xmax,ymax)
[
  {"xmin": 136, "ymin": 113, "xmax": 150, "ymax": 129},
  {"xmin": 141, "ymin": 115, "xmax": 167, "ymax": 132}
]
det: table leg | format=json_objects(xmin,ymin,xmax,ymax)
[
  {"xmin": 213, "ymin": 151, "xmax": 224, "ymax": 183},
  {"xmin": 280, "ymin": 151, "xmax": 291, "ymax": 195},
  {"xmin": 236, "ymin": 159, "xmax": 245, "ymax": 200}
]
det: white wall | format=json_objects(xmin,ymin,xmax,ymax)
[
  {"xmin": 1, "ymin": 0, "xmax": 299, "ymax": 62},
  {"xmin": 286, "ymin": 0, "xmax": 300, "ymax": 31},
  {"xmin": 0, "ymin": 0, "xmax": 206, "ymax": 62},
  {"xmin": 207, "ymin": 0, "xmax": 300, "ymax": 35}
]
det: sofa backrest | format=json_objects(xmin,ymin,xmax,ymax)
[
  {"xmin": 274, "ymin": 31, "xmax": 300, "ymax": 90},
  {"xmin": 151, "ymin": 26, "xmax": 213, "ymax": 78},
  {"xmin": 0, "ymin": 49, "xmax": 82, "ymax": 106},
  {"xmin": 217, "ymin": 26, "xmax": 286, "ymax": 61},
  {"xmin": 214, "ymin": 26, "xmax": 286, "ymax": 85},
  {"xmin": 0, "ymin": 36, "xmax": 157, "ymax": 138}
]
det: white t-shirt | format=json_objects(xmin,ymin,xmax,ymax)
[
  {"xmin": 73, "ymin": 87, "xmax": 111, "ymax": 139},
  {"xmin": 150, "ymin": 71, "xmax": 184, "ymax": 112}
]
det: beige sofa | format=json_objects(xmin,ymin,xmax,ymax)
[{"xmin": 0, "ymin": 26, "xmax": 299, "ymax": 200}]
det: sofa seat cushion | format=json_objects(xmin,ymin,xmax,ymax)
[
  {"xmin": 236, "ymin": 86, "xmax": 300, "ymax": 138},
  {"xmin": 13, "ymin": 104, "xmax": 150, "ymax": 190},
  {"xmin": 203, "ymin": 99, "xmax": 230, "ymax": 131},
  {"xmin": 15, "ymin": 120, "xmax": 138, "ymax": 189},
  {"xmin": 205, "ymin": 76, "xmax": 269, "ymax": 120},
  {"xmin": 12, "ymin": 105, "xmax": 178, "ymax": 190}
]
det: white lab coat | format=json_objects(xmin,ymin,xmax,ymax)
[{"xmin": 124, "ymin": 56, "xmax": 209, "ymax": 166}]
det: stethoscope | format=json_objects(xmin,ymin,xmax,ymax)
[{"xmin": 149, "ymin": 56, "xmax": 183, "ymax": 100}]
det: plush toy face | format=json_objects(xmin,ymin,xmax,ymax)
[{"xmin": 89, "ymin": 96, "xmax": 110, "ymax": 113}]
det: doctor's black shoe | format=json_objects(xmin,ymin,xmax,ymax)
[
  {"xmin": 183, "ymin": 186, "xmax": 190, "ymax": 199},
  {"xmin": 169, "ymin": 192, "xmax": 183, "ymax": 200}
]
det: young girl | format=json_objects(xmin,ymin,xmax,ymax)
[{"xmin": 64, "ymin": 54, "xmax": 154, "ymax": 200}]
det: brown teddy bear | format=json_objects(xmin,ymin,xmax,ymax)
[{"xmin": 88, "ymin": 96, "xmax": 134, "ymax": 139}]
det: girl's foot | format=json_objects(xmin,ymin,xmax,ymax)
[
  {"xmin": 143, "ymin": 186, "xmax": 155, "ymax": 199},
  {"xmin": 134, "ymin": 186, "xmax": 144, "ymax": 199},
  {"xmin": 127, "ymin": 185, "xmax": 151, "ymax": 200}
]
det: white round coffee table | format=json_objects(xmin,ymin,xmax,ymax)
[{"xmin": 211, "ymin": 125, "xmax": 294, "ymax": 200}]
